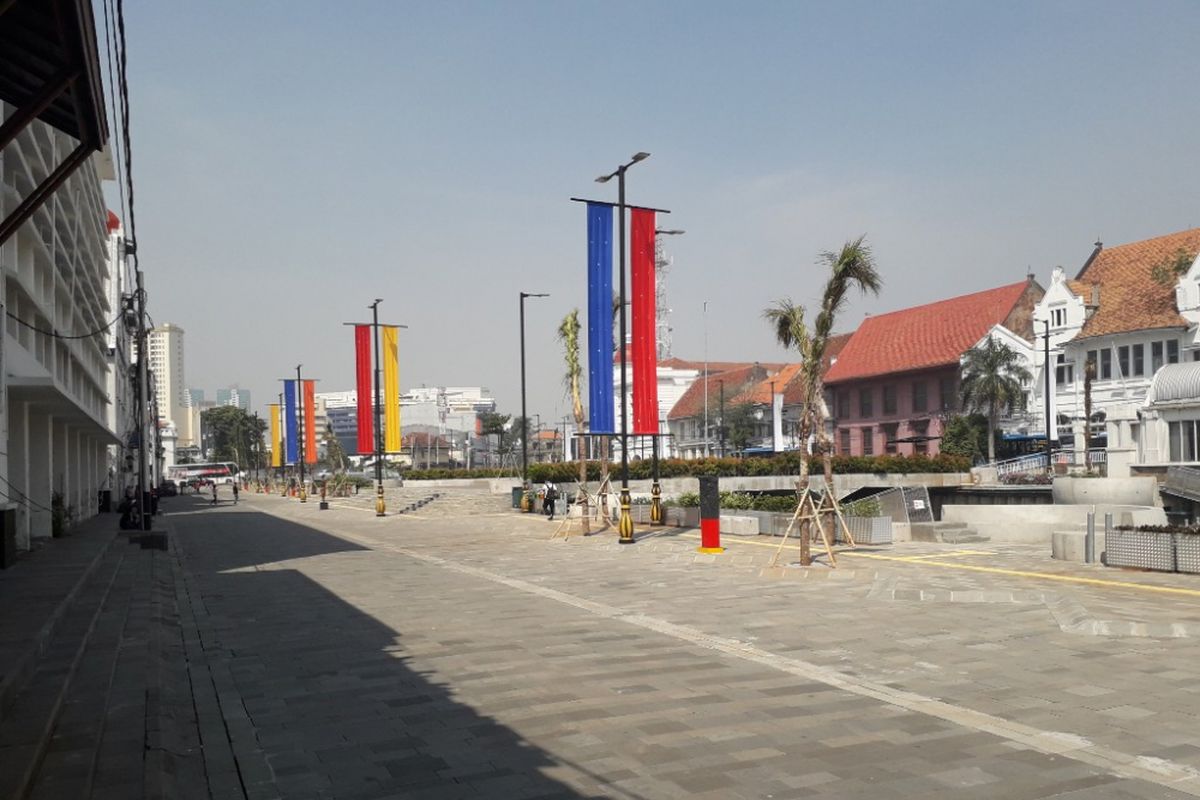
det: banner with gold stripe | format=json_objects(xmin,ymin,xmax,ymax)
[
  {"xmin": 383, "ymin": 325, "xmax": 402, "ymax": 453},
  {"xmin": 269, "ymin": 404, "xmax": 282, "ymax": 467}
]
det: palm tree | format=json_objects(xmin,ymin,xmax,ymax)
[
  {"xmin": 959, "ymin": 336, "xmax": 1033, "ymax": 463},
  {"xmin": 765, "ymin": 236, "xmax": 881, "ymax": 564},
  {"xmin": 558, "ymin": 309, "xmax": 589, "ymax": 531},
  {"xmin": 764, "ymin": 236, "xmax": 881, "ymax": 483}
]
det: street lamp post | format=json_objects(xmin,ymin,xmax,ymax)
[
  {"xmin": 344, "ymin": 304, "xmax": 409, "ymax": 517},
  {"xmin": 296, "ymin": 364, "xmax": 307, "ymax": 503},
  {"xmin": 596, "ymin": 152, "xmax": 650, "ymax": 544},
  {"xmin": 703, "ymin": 300, "xmax": 710, "ymax": 458},
  {"xmin": 278, "ymin": 391, "xmax": 286, "ymax": 495},
  {"xmin": 519, "ymin": 292, "xmax": 550, "ymax": 491},
  {"xmin": 1043, "ymin": 319, "xmax": 1053, "ymax": 473},
  {"xmin": 718, "ymin": 378, "xmax": 726, "ymax": 458},
  {"xmin": 648, "ymin": 227, "xmax": 683, "ymax": 525}
]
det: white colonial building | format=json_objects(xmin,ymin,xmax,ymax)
[{"xmin": 1031, "ymin": 228, "xmax": 1200, "ymax": 472}]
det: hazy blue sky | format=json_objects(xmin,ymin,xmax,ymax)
[{"xmin": 118, "ymin": 0, "xmax": 1200, "ymax": 427}]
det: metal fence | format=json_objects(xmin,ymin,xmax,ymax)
[
  {"xmin": 994, "ymin": 453, "xmax": 1047, "ymax": 477},
  {"xmin": 1106, "ymin": 529, "xmax": 1200, "ymax": 574},
  {"xmin": 863, "ymin": 486, "xmax": 933, "ymax": 525}
]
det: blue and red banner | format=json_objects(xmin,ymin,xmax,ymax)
[
  {"xmin": 283, "ymin": 379, "xmax": 298, "ymax": 464},
  {"xmin": 587, "ymin": 203, "xmax": 615, "ymax": 434},
  {"xmin": 630, "ymin": 208, "xmax": 659, "ymax": 434}
]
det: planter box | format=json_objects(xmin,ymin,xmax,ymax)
[
  {"xmin": 838, "ymin": 515, "xmax": 893, "ymax": 545},
  {"xmin": 664, "ymin": 507, "xmax": 699, "ymax": 528},
  {"xmin": 1104, "ymin": 529, "xmax": 1176, "ymax": 572},
  {"xmin": 1175, "ymin": 534, "xmax": 1200, "ymax": 575}
]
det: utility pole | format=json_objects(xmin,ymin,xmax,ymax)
[{"xmin": 135, "ymin": 270, "xmax": 150, "ymax": 530}]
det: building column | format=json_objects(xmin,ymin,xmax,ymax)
[
  {"xmin": 28, "ymin": 410, "xmax": 52, "ymax": 541},
  {"xmin": 8, "ymin": 400, "xmax": 30, "ymax": 550}
]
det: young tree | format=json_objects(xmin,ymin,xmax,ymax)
[
  {"xmin": 764, "ymin": 236, "xmax": 882, "ymax": 483},
  {"xmin": 478, "ymin": 411, "xmax": 511, "ymax": 466},
  {"xmin": 959, "ymin": 336, "xmax": 1033, "ymax": 463},
  {"xmin": 724, "ymin": 402, "xmax": 759, "ymax": 456},
  {"xmin": 765, "ymin": 236, "xmax": 881, "ymax": 564},
  {"xmin": 557, "ymin": 309, "xmax": 589, "ymax": 530}
]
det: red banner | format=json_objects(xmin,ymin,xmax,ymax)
[
  {"xmin": 355, "ymin": 325, "xmax": 374, "ymax": 454},
  {"xmin": 303, "ymin": 379, "xmax": 317, "ymax": 464},
  {"xmin": 630, "ymin": 208, "xmax": 659, "ymax": 434}
]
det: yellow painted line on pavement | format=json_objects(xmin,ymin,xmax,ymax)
[{"xmin": 679, "ymin": 533, "xmax": 1200, "ymax": 599}]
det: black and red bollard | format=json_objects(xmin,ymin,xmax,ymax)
[{"xmin": 697, "ymin": 475, "xmax": 724, "ymax": 553}]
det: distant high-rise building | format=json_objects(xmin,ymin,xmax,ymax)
[
  {"xmin": 216, "ymin": 387, "xmax": 251, "ymax": 410},
  {"xmin": 187, "ymin": 388, "xmax": 204, "ymax": 407},
  {"xmin": 147, "ymin": 324, "xmax": 192, "ymax": 445}
]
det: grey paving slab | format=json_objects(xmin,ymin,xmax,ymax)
[{"xmin": 126, "ymin": 490, "xmax": 1200, "ymax": 798}]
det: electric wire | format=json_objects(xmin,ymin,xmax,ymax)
[
  {"xmin": 4, "ymin": 308, "xmax": 126, "ymax": 340},
  {"xmin": 115, "ymin": 0, "xmax": 136, "ymax": 245},
  {"xmin": 0, "ymin": 474, "xmax": 54, "ymax": 513},
  {"xmin": 101, "ymin": 0, "xmax": 128, "ymax": 230}
]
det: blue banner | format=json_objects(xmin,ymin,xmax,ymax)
[
  {"xmin": 587, "ymin": 203, "xmax": 615, "ymax": 433},
  {"xmin": 284, "ymin": 379, "xmax": 298, "ymax": 464}
]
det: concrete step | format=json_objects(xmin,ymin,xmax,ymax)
[{"xmin": 911, "ymin": 521, "xmax": 990, "ymax": 544}]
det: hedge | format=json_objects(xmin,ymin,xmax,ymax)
[{"xmin": 403, "ymin": 453, "xmax": 969, "ymax": 483}]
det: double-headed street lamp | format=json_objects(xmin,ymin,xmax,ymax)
[
  {"xmin": 596, "ymin": 152, "xmax": 650, "ymax": 544},
  {"xmin": 519, "ymin": 291, "xmax": 550, "ymax": 489}
]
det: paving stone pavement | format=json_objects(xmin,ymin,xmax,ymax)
[{"xmin": 119, "ymin": 487, "xmax": 1200, "ymax": 799}]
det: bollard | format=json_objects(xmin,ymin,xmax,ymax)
[
  {"xmin": 1085, "ymin": 510, "xmax": 1095, "ymax": 564},
  {"xmin": 697, "ymin": 475, "xmax": 724, "ymax": 553},
  {"xmin": 1102, "ymin": 512, "xmax": 1112, "ymax": 565}
]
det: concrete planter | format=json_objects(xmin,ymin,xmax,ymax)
[
  {"xmin": 1052, "ymin": 476, "xmax": 1158, "ymax": 506},
  {"xmin": 664, "ymin": 507, "xmax": 700, "ymax": 528},
  {"xmin": 1104, "ymin": 528, "xmax": 1175, "ymax": 572},
  {"xmin": 839, "ymin": 516, "xmax": 893, "ymax": 545},
  {"xmin": 1173, "ymin": 534, "xmax": 1200, "ymax": 575}
]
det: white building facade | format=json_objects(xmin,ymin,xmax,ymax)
[{"xmin": 1, "ymin": 115, "xmax": 118, "ymax": 548}]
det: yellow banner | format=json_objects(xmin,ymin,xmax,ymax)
[
  {"xmin": 269, "ymin": 404, "xmax": 282, "ymax": 467},
  {"xmin": 383, "ymin": 325, "xmax": 401, "ymax": 453}
]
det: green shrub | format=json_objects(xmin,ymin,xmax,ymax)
[
  {"xmin": 673, "ymin": 491, "xmax": 700, "ymax": 507},
  {"xmin": 842, "ymin": 497, "xmax": 882, "ymax": 517}
]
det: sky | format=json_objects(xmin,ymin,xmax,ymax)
[{"xmin": 113, "ymin": 0, "xmax": 1200, "ymax": 428}]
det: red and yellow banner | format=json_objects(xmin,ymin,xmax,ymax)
[
  {"xmin": 269, "ymin": 404, "xmax": 282, "ymax": 467},
  {"xmin": 303, "ymin": 379, "xmax": 317, "ymax": 465},
  {"xmin": 354, "ymin": 324, "xmax": 373, "ymax": 455},
  {"xmin": 630, "ymin": 208, "xmax": 659, "ymax": 434},
  {"xmin": 383, "ymin": 325, "xmax": 401, "ymax": 453}
]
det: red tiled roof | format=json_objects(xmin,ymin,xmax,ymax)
[
  {"xmin": 1072, "ymin": 228, "xmax": 1200, "ymax": 340},
  {"xmin": 737, "ymin": 363, "xmax": 804, "ymax": 405},
  {"xmin": 824, "ymin": 281, "xmax": 1033, "ymax": 384},
  {"xmin": 667, "ymin": 364, "xmax": 769, "ymax": 420}
]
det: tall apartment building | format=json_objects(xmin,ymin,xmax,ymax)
[
  {"xmin": 147, "ymin": 323, "xmax": 190, "ymax": 445},
  {"xmin": 216, "ymin": 387, "xmax": 250, "ymax": 410},
  {"xmin": 1, "ymin": 115, "xmax": 117, "ymax": 547}
]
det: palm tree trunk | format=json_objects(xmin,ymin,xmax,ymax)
[
  {"xmin": 576, "ymin": 433, "xmax": 589, "ymax": 534},
  {"xmin": 987, "ymin": 414, "xmax": 996, "ymax": 463}
]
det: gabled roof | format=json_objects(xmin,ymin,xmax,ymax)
[
  {"xmin": 1070, "ymin": 228, "xmax": 1200, "ymax": 341},
  {"xmin": 667, "ymin": 364, "xmax": 770, "ymax": 420},
  {"xmin": 824, "ymin": 281, "xmax": 1034, "ymax": 384},
  {"xmin": 736, "ymin": 363, "xmax": 804, "ymax": 405}
]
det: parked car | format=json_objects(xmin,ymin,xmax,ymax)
[{"xmin": 159, "ymin": 479, "xmax": 178, "ymax": 497}]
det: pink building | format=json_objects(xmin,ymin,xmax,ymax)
[{"xmin": 824, "ymin": 279, "xmax": 1043, "ymax": 456}]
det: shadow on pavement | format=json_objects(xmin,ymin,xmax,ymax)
[{"xmin": 168, "ymin": 495, "xmax": 607, "ymax": 799}]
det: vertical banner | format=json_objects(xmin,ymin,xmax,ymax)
[
  {"xmin": 630, "ymin": 208, "xmax": 659, "ymax": 434},
  {"xmin": 354, "ymin": 324, "xmax": 374, "ymax": 454},
  {"xmin": 283, "ymin": 380, "xmax": 298, "ymax": 464},
  {"xmin": 586, "ymin": 203, "xmax": 615, "ymax": 433},
  {"xmin": 269, "ymin": 404, "xmax": 282, "ymax": 467},
  {"xmin": 383, "ymin": 325, "xmax": 402, "ymax": 453},
  {"xmin": 303, "ymin": 379, "xmax": 317, "ymax": 465}
]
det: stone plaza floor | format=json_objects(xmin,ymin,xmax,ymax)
[{"xmin": 5, "ymin": 486, "xmax": 1200, "ymax": 798}]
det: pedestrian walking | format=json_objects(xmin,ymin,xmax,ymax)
[
  {"xmin": 232, "ymin": 482, "xmax": 239, "ymax": 504},
  {"xmin": 211, "ymin": 482, "xmax": 218, "ymax": 505},
  {"xmin": 543, "ymin": 480, "xmax": 558, "ymax": 520}
]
